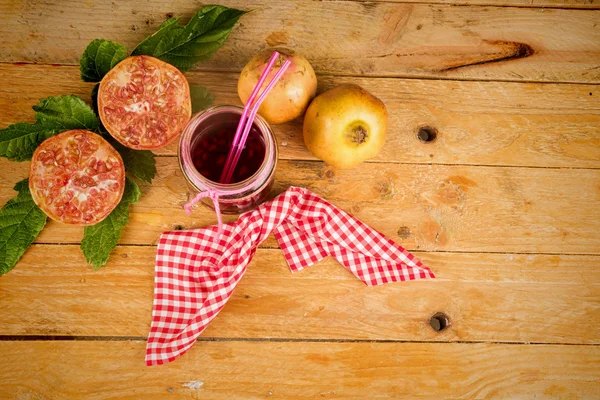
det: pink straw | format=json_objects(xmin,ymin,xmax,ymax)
[
  {"xmin": 223, "ymin": 58, "xmax": 291, "ymax": 184},
  {"xmin": 219, "ymin": 52, "xmax": 280, "ymax": 183},
  {"xmin": 220, "ymin": 53, "xmax": 291, "ymax": 184}
]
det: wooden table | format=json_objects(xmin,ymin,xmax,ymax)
[{"xmin": 1, "ymin": 0, "xmax": 599, "ymax": 398}]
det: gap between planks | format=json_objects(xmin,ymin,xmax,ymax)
[
  {"xmin": 1, "ymin": 336, "xmax": 599, "ymax": 346},
  {"xmin": 28, "ymin": 243, "xmax": 600, "ymax": 257},
  {"xmin": 152, "ymin": 153, "xmax": 600, "ymax": 171}
]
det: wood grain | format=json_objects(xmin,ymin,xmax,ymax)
[
  {"xmin": 1, "ymin": 245, "xmax": 598, "ymax": 344},
  {"xmin": 1, "ymin": 1, "xmax": 599, "ymax": 83},
  {"xmin": 1, "ymin": 157, "xmax": 598, "ymax": 253},
  {"xmin": 1, "ymin": 0, "xmax": 598, "ymax": 397},
  {"xmin": 0, "ymin": 340, "xmax": 598, "ymax": 399},
  {"xmin": 360, "ymin": 0, "xmax": 600, "ymax": 8},
  {"xmin": 1, "ymin": 65, "xmax": 599, "ymax": 168}
]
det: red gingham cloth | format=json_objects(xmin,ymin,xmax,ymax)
[{"xmin": 146, "ymin": 187, "xmax": 434, "ymax": 366}]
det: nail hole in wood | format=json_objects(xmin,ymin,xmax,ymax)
[
  {"xmin": 418, "ymin": 126, "xmax": 438, "ymax": 143},
  {"xmin": 429, "ymin": 312, "xmax": 450, "ymax": 332}
]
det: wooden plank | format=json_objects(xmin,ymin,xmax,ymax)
[
  {"xmin": 1, "ymin": 65, "xmax": 599, "ymax": 168},
  {"xmin": 1, "ymin": 157, "xmax": 598, "ymax": 254},
  {"xmin": 1, "ymin": 245, "xmax": 598, "ymax": 344},
  {"xmin": 1, "ymin": 1, "xmax": 599, "ymax": 83},
  {"xmin": 0, "ymin": 340, "xmax": 597, "ymax": 399},
  {"xmin": 361, "ymin": 0, "xmax": 600, "ymax": 8}
]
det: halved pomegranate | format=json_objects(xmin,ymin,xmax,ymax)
[
  {"xmin": 98, "ymin": 55, "xmax": 192, "ymax": 150},
  {"xmin": 29, "ymin": 129, "xmax": 126, "ymax": 225}
]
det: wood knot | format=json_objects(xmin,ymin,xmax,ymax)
[
  {"xmin": 430, "ymin": 312, "xmax": 450, "ymax": 332},
  {"xmin": 418, "ymin": 126, "xmax": 438, "ymax": 143},
  {"xmin": 375, "ymin": 181, "xmax": 394, "ymax": 199},
  {"xmin": 265, "ymin": 31, "xmax": 290, "ymax": 47},
  {"xmin": 397, "ymin": 226, "xmax": 411, "ymax": 239},
  {"xmin": 511, "ymin": 42, "xmax": 535, "ymax": 59},
  {"xmin": 321, "ymin": 167, "xmax": 336, "ymax": 181}
]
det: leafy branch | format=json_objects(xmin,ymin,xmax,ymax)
[{"xmin": 0, "ymin": 4, "xmax": 244, "ymax": 275}]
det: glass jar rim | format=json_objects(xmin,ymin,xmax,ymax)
[{"xmin": 178, "ymin": 104, "xmax": 277, "ymax": 195}]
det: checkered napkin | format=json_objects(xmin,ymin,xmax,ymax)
[{"xmin": 146, "ymin": 186, "xmax": 434, "ymax": 366}]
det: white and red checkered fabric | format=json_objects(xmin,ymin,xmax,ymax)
[{"xmin": 146, "ymin": 187, "xmax": 434, "ymax": 366}]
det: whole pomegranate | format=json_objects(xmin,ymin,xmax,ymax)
[
  {"xmin": 303, "ymin": 84, "xmax": 388, "ymax": 169},
  {"xmin": 238, "ymin": 48, "xmax": 317, "ymax": 124}
]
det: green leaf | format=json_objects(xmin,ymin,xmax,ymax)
[
  {"xmin": 0, "ymin": 95, "xmax": 99, "ymax": 161},
  {"xmin": 190, "ymin": 85, "xmax": 215, "ymax": 114},
  {"xmin": 33, "ymin": 95, "xmax": 99, "ymax": 131},
  {"xmin": 0, "ymin": 122, "xmax": 60, "ymax": 161},
  {"xmin": 131, "ymin": 6, "xmax": 247, "ymax": 72},
  {"xmin": 0, "ymin": 179, "xmax": 47, "ymax": 276},
  {"xmin": 81, "ymin": 178, "xmax": 141, "ymax": 270},
  {"xmin": 103, "ymin": 135, "xmax": 156, "ymax": 183},
  {"xmin": 80, "ymin": 39, "xmax": 128, "ymax": 82},
  {"xmin": 121, "ymin": 148, "xmax": 156, "ymax": 184},
  {"xmin": 13, "ymin": 179, "xmax": 29, "ymax": 192},
  {"xmin": 130, "ymin": 17, "xmax": 183, "ymax": 59}
]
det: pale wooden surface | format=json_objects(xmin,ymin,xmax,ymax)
[
  {"xmin": 2, "ymin": 158, "xmax": 599, "ymax": 254},
  {"xmin": 2, "ymin": 1, "xmax": 600, "ymax": 83},
  {"xmin": 363, "ymin": 0, "xmax": 600, "ymax": 6},
  {"xmin": 1, "ymin": 341, "xmax": 598, "ymax": 400},
  {"xmin": 2, "ymin": 65, "xmax": 599, "ymax": 167},
  {"xmin": 0, "ymin": 0, "xmax": 599, "ymax": 398},
  {"xmin": 1, "ymin": 245, "xmax": 598, "ymax": 345}
]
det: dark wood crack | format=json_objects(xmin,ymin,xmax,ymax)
[{"xmin": 440, "ymin": 41, "xmax": 534, "ymax": 72}]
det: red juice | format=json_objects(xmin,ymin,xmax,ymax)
[{"xmin": 191, "ymin": 122, "xmax": 266, "ymax": 184}]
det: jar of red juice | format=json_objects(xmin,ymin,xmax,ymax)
[{"xmin": 178, "ymin": 105, "xmax": 278, "ymax": 214}]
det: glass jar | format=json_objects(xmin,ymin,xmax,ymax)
[{"xmin": 178, "ymin": 105, "xmax": 278, "ymax": 214}]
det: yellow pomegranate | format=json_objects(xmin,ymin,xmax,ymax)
[
  {"xmin": 238, "ymin": 48, "xmax": 317, "ymax": 124},
  {"xmin": 303, "ymin": 84, "xmax": 388, "ymax": 169}
]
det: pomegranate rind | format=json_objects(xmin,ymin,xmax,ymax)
[
  {"xmin": 238, "ymin": 48, "xmax": 317, "ymax": 125},
  {"xmin": 29, "ymin": 129, "xmax": 126, "ymax": 226},
  {"xmin": 98, "ymin": 55, "xmax": 192, "ymax": 150}
]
